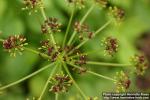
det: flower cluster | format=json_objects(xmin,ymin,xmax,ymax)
[
  {"xmin": 130, "ymin": 54, "xmax": 148, "ymax": 75},
  {"xmin": 114, "ymin": 71, "xmax": 131, "ymax": 92},
  {"xmin": 22, "ymin": 0, "xmax": 43, "ymax": 14},
  {"xmin": 41, "ymin": 17, "xmax": 61, "ymax": 34},
  {"xmin": 49, "ymin": 73, "xmax": 73, "ymax": 93},
  {"xmin": 72, "ymin": 66, "xmax": 87, "ymax": 74},
  {"xmin": 38, "ymin": 40, "xmax": 60, "ymax": 62},
  {"xmin": 3, "ymin": 35, "xmax": 28, "ymax": 56},
  {"xmin": 66, "ymin": 0, "xmax": 85, "ymax": 8},
  {"xmin": 75, "ymin": 55, "xmax": 87, "ymax": 66},
  {"xmin": 95, "ymin": 0, "xmax": 109, "ymax": 8},
  {"xmin": 101, "ymin": 36, "xmax": 119, "ymax": 56},
  {"xmin": 74, "ymin": 21, "xmax": 94, "ymax": 40},
  {"xmin": 109, "ymin": 6, "xmax": 125, "ymax": 21}
]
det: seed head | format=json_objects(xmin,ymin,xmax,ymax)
[
  {"xmin": 109, "ymin": 6, "xmax": 125, "ymax": 21},
  {"xmin": 75, "ymin": 55, "xmax": 87, "ymax": 66},
  {"xmin": 130, "ymin": 54, "xmax": 148, "ymax": 76},
  {"xmin": 3, "ymin": 35, "xmax": 28, "ymax": 56},
  {"xmin": 41, "ymin": 17, "xmax": 61, "ymax": 34},
  {"xmin": 114, "ymin": 71, "xmax": 131, "ymax": 92},
  {"xmin": 66, "ymin": 0, "xmax": 85, "ymax": 9},
  {"xmin": 101, "ymin": 36, "xmax": 119, "ymax": 56},
  {"xmin": 39, "ymin": 40, "xmax": 54, "ymax": 56},
  {"xmin": 74, "ymin": 21, "xmax": 93, "ymax": 40},
  {"xmin": 22, "ymin": 0, "xmax": 43, "ymax": 15},
  {"xmin": 95, "ymin": 0, "xmax": 108, "ymax": 8},
  {"xmin": 49, "ymin": 73, "xmax": 73, "ymax": 93}
]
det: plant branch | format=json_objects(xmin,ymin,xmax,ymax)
[
  {"xmin": 38, "ymin": 63, "xmax": 59, "ymax": 100},
  {"xmin": 40, "ymin": 7, "xmax": 47, "ymax": 20},
  {"xmin": 24, "ymin": 47, "xmax": 50, "ymax": 59},
  {"xmin": 69, "ymin": 49, "xmax": 101, "ymax": 58},
  {"xmin": 40, "ymin": 6, "xmax": 58, "ymax": 51},
  {"xmin": 67, "ymin": 4, "xmax": 95, "ymax": 46},
  {"xmin": 0, "ymin": 63, "xmax": 55, "ymax": 91},
  {"xmin": 94, "ymin": 20, "xmax": 112, "ymax": 36},
  {"xmin": 87, "ymin": 70, "xmax": 116, "ymax": 82},
  {"xmin": 72, "ymin": 20, "xmax": 112, "ymax": 51},
  {"xmin": 63, "ymin": 7, "xmax": 75, "ymax": 47},
  {"xmin": 68, "ymin": 63, "xmax": 116, "ymax": 82},
  {"xmin": 86, "ymin": 61, "xmax": 132, "ymax": 67},
  {"xmin": 55, "ymin": 93, "xmax": 59, "ymax": 100},
  {"xmin": 63, "ymin": 63, "xmax": 87, "ymax": 100}
]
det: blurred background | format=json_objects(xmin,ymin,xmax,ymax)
[{"xmin": 0, "ymin": 0, "xmax": 150, "ymax": 100}]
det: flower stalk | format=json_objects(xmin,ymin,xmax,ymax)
[
  {"xmin": 63, "ymin": 63, "xmax": 87, "ymax": 100},
  {"xmin": 0, "ymin": 63, "xmax": 55, "ymax": 91},
  {"xmin": 38, "ymin": 63, "xmax": 59, "ymax": 100},
  {"xmin": 67, "ymin": 4, "xmax": 95, "ymax": 45}
]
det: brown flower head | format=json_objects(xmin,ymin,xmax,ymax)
[
  {"xmin": 74, "ymin": 21, "xmax": 93, "ymax": 40},
  {"xmin": 114, "ymin": 71, "xmax": 131, "ymax": 92},
  {"xmin": 41, "ymin": 17, "xmax": 61, "ymax": 34},
  {"xmin": 109, "ymin": 6, "xmax": 125, "ymax": 21},
  {"xmin": 102, "ymin": 36, "xmax": 119, "ymax": 56},
  {"xmin": 49, "ymin": 73, "xmax": 73, "ymax": 93},
  {"xmin": 95, "ymin": 0, "xmax": 109, "ymax": 8},
  {"xmin": 23, "ymin": 0, "xmax": 43, "ymax": 14},
  {"xmin": 130, "ymin": 54, "xmax": 148, "ymax": 75},
  {"xmin": 3, "ymin": 35, "xmax": 28, "ymax": 56}
]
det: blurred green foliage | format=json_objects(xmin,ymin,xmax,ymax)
[{"xmin": 0, "ymin": 0, "xmax": 150, "ymax": 100}]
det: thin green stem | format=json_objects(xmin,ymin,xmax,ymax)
[
  {"xmin": 38, "ymin": 63, "xmax": 59, "ymax": 100},
  {"xmin": 50, "ymin": 33, "xmax": 58, "ymax": 51},
  {"xmin": 40, "ymin": 7, "xmax": 47, "ymax": 20},
  {"xmin": 68, "ymin": 63, "xmax": 116, "ymax": 82},
  {"xmin": 71, "ymin": 20, "xmax": 112, "ymax": 52},
  {"xmin": 24, "ymin": 47, "xmax": 50, "ymax": 59},
  {"xmin": 80, "ymin": 4, "xmax": 95, "ymax": 25},
  {"xmin": 55, "ymin": 93, "xmax": 59, "ymax": 100},
  {"xmin": 63, "ymin": 7, "xmax": 75, "ymax": 47},
  {"xmin": 67, "ymin": 4, "xmax": 95, "ymax": 46},
  {"xmin": 0, "ymin": 63, "xmax": 54, "ymax": 90},
  {"xmin": 63, "ymin": 63, "xmax": 87, "ymax": 100},
  {"xmin": 67, "ymin": 39, "xmax": 88, "ymax": 55},
  {"xmin": 94, "ymin": 20, "xmax": 112, "ymax": 36},
  {"xmin": 70, "ymin": 49, "xmax": 102, "ymax": 58},
  {"xmin": 40, "ymin": 6, "xmax": 58, "ymax": 52},
  {"xmin": 87, "ymin": 71, "xmax": 116, "ymax": 82},
  {"xmin": 86, "ymin": 61, "xmax": 132, "ymax": 67}
]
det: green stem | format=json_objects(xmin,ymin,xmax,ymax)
[
  {"xmin": 71, "ymin": 20, "xmax": 112, "ymax": 51},
  {"xmin": 40, "ymin": 6, "xmax": 58, "ymax": 52},
  {"xmin": 63, "ymin": 7, "xmax": 75, "ymax": 47},
  {"xmin": 80, "ymin": 4, "xmax": 95, "ymax": 24},
  {"xmin": 50, "ymin": 33, "xmax": 58, "ymax": 51},
  {"xmin": 0, "ymin": 63, "xmax": 55, "ymax": 90},
  {"xmin": 24, "ymin": 47, "xmax": 50, "ymax": 59},
  {"xmin": 68, "ymin": 49, "xmax": 101, "ymax": 58},
  {"xmin": 86, "ymin": 61, "xmax": 132, "ymax": 67},
  {"xmin": 68, "ymin": 63, "xmax": 116, "ymax": 82},
  {"xmin": 40, "ymin": 7, "xmax": 47, "ymax": 20},
  {"xmin": 38, "ymin": 63, "xmax": 59, "ymax": 100},
  {"xmin": 87, "ymin": 71, "xmax": 116, "ymax": 82},
  {"xmin": 94, "ymin": 20, "xmax": 112, "ymax": 36},
  {"xmin": 55, "ymin": 93, "xmax": 59, "ymax": 100},
  {"xmin": 63, "ymin": 63, "xmax": 87, "ymax": 100},
  {"xmin": 67, "ymin": 4, "xmax": 95, "ymax": 46}
]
